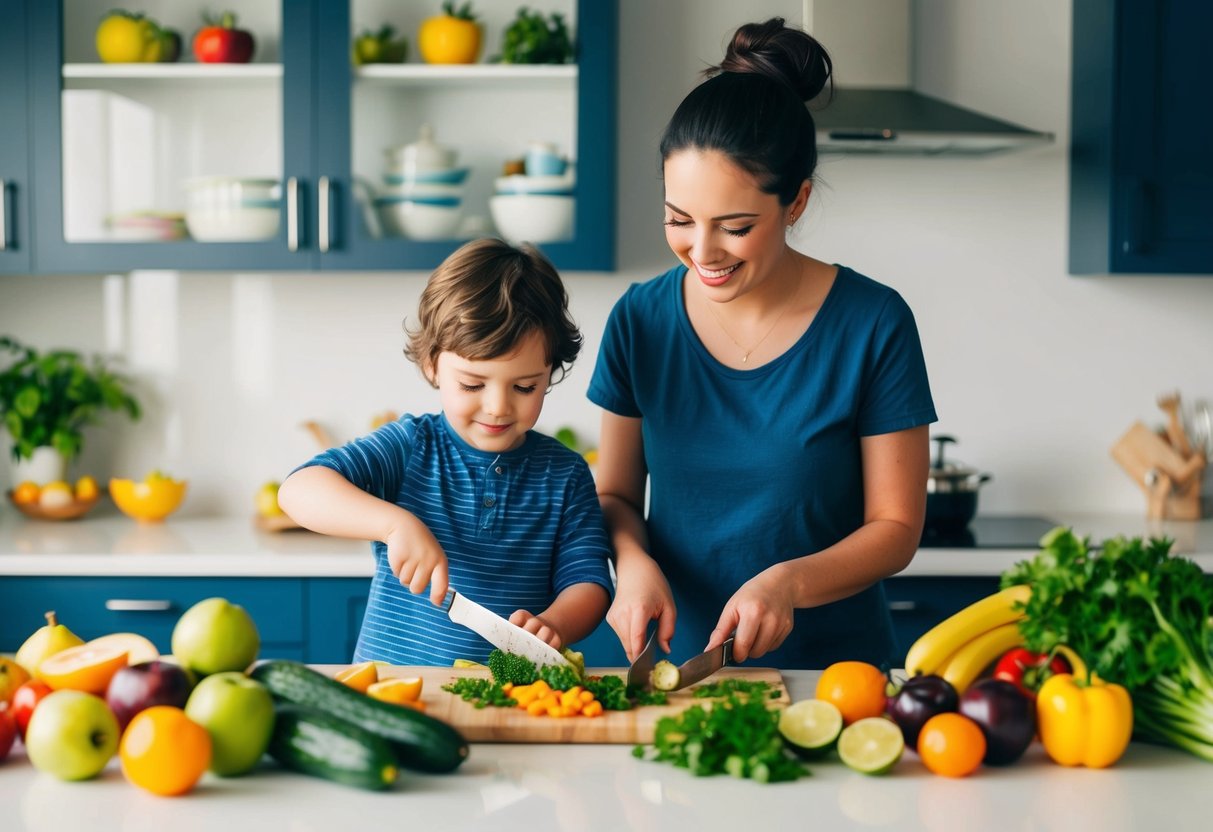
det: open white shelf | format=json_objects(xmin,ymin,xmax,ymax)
[
  {"xmin": 356, "ymin": 64, "xmax": 577, "ymax": 88},
  {"xmin": 62, "ymin": 63, "xmax": 284, "ymax": 80}
]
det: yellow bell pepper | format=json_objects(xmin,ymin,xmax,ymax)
[{"xmin": 1036, "ymin": 673, "xmax": 1133, "ymax": 768}]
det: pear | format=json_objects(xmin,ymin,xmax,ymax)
[{"xmin": 16, "ymin": 611, "xmax": 85, "ymax": 679}]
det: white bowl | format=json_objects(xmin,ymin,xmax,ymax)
[
  {"xmin": 186, "ymin": 205, "xmax": 280, "ymax": 242},
  {"xmin": 375, "ymin": 197, "xmax": 463, "ymax": 240},
  {"xmin": 183, "ymin": 176, "xmax": 280, "ymax": 203},
  {"xmin": 489, "ymin": 194, "xmax": 575, "ymax": 243},
  {"xmin": 378, "ymin": 180, "xmax": 466, "ymax": 200},
  {"xmin": 382, "ymin": 167, "xmax": 471, "ymax": 186},
  {"xmin": 494, "ymin": 169, "xmax": 575, "ymax": 196}
]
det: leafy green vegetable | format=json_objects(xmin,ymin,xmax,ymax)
[
  {"xmin": 633, "ymin": 695, "xmax": 807, "ymax": 782},
  {"xmin": 537, "ymin": 663, "xmax": 581, "ymax": 692},
  {"xmin": 496, "ymin": 7, "xmax": 573, "ymax": 64},
  {"xmin": 441, "ymin": 1, "xmax": 477, "ymax": 22},
  {"xmin": 1002, "ymin": 527, "xmax": 1213, "ymax": 761},
  {"xmin": 486, "ymin": 649, "xmax": 538, "ymax": 686},
  {"xmin": 441, "ymin": 677, "xmax": 515, "ymax": 708},
  {"xmin": 692, "ymin": 679, "xmax": 780, "ymax": 700}
]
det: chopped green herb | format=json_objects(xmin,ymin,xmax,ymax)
[
  {"xmin": 486, "ymin": 649, "xmax": 538, "ymax": 686},
  {"xmin": 441, "ymin": 677, "xmax": 515, "ymax": 708},
  {"xmin": 692, "ymin": 679, "xmax": 774, "ymax": 699}
]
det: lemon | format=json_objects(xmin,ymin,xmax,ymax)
[
  {"xmin": 335, "ymin": 661, "xmax": 378, "ymax": 693},
  {"xmin": 367, "ymin": 677, "xmax": 423, "ymax": 704},
  {"xmin": 96, "ymin": 14, "xmax": 154, "ymax": 63},
  {"xmin": 74, "ymin": 476, "xmax": 99, "ymax": 501},
  {"xmin": 255, "ymin": 481, "xmax": 283, "ymax": 518},
  {"xmin": 39, "ymin": 481, "xmax": 74, "ymax": 510},
  {"xmin": 837, "ymin": 717, "xmax": 905, "ymax": 775},
  {"xmin": 779, "ymin": 698, "xmax": 844, "ymax": 758},
  {"xmin": 452, "ymin": 658, "xmax": 486, "ymax": 669}
]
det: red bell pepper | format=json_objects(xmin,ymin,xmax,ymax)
[{"xmin": 993, "ymin": 647, "xmax": 1070, "ymax": 696}]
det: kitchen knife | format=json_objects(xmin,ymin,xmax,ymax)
[
  {"xmin": 442, "ymin": 589, "xmax": 572, "ymax": 669},
  {"xmin": 626, "ymin": 626, "xmax": 662, "ymax": 690},
  {"xmin": 670, "ymin": 638, "xmax": 735, "ymax": 690}
]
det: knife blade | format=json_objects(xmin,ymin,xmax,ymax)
[
  {"xmin": 671, "ymin": 638, "xmax": 734, "ymax": 690},
  {"xmin": 626, "ymin": 625, "xmax": 662, "ymax": 690},
  {"xmin": 442, "ymin": 589, "xmax": 572, "ymax": 669}
]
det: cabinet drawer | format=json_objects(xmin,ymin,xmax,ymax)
[
  {"xmin": 0, "ymin": 577, "xmax": 305, "ymax": 655},
  {"xmin": 882, "ymin": 576, "xmax": 1001, "ymax": 660}
]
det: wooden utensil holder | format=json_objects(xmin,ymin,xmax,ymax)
[{"xmin": 1111, "ymin": 421, "xmax": 1206, "ymax": 520}]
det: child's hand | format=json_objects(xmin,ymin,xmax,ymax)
[
  {"xmin": 385, "ymin": 513, "xmax": 450, "ymax": 605},
  {"xmin": 509, "ymin": 610, "xmax": 562, "ymax": 650}
]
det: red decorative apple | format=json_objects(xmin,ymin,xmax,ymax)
[
  {"xmin": 105, "ymin": 660, "xmax": 196, "ymax": 732},
  {"xmin": 11, "ymin": 679, "xmax": 54, "ymax": 739},
  {"xmin": 0, "ymin": 702, "xmax": 16, "ymax": 759},
  {"xmin": 193, "ymin": 12, "xmax": 255, "ymax": 63}
]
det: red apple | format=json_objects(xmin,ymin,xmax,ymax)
[
  {"xmin": 0, "ymin": 702, "xmax": 16, "ymax": 759},
  {"xmin": 11, "ymin": 679, "xmax": 54, "ymax": 739},
  {"xmin": 106, "ymin": 660, "xmax": 195, "ymax": 732}
]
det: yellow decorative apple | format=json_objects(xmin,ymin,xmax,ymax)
[{"xmin": 255, "ymin": 481, "xmax": 284, "ymax": 518}]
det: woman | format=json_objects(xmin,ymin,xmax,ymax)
[{"xmin": 587, "ymin": 18, "xmax": 936, "ymax": 669}]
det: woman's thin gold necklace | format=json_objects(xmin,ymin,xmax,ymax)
[{"xmin": 704, "ymin": 273, "xmax": 800, "ymax": 364}]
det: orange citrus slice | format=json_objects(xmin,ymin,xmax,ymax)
[
  {"xmin": 367, "ymin": 677, "xmax": 423, "ymax": 704},
  {"xmin": 38, "ymin": 643, "xmax": 130, "ymax": 695},
  {"xmin": 335, "ymin": 661, "xmax": 379, "ymax": 693}
]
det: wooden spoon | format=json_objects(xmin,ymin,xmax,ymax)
[{"xmin": 1157, "ymin": 391, "xmax": 1194, "ymax": 458}]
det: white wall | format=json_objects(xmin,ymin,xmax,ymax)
[{"xmin": 3, "ymin": 0, "xmax": 1212, "ymax": 520}]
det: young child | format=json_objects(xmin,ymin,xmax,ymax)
[{"xmin": 278, "ymin": 238, "xmax": 612, "ymax": 666}]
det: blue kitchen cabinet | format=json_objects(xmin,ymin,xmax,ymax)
[
  {"xmin": 0, "ymin": 0, "xmax": 32, "ymax": 274},
  {"xmin": 882, "ymin": 576, "xmax": 1001, "ymax": 663},
  {"xmin": 1070, "ymin": 0, "xmax": 1213, "ymax": 274},
  {"xmin": 21, "ymin": 0, "xmax": 615, "ymax": 274},
  {"xmin": 0, "ymin": 576, "xmax": 307, "ymax": 660},
  {"xmin": 305, "ymin": 577, "xmax": 370, "ymax": 664}
]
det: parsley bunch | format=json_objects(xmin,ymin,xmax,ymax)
[{"xmin": 1002, "ymin": 527, "xmax": 1213, "ymax": 761}]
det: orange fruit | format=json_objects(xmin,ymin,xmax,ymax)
[
  {"xmin": 11, "ymin": 481, "xmax": 40, "ymax": 505},
  {"xmin": 367, "ymin": 677, "xmax": 423, "ymax": 704},
  {"xmin": 1, "ymin": 656, "xmax": 32, "ymax": 704},
  {"xmin": 918, "ymin": 712, "xmax": 987, "ymax": 778},
  {"xmin": 74, "ymin": 476, "xmax": 99, "ymax": 501},
  {"xmin": 120, "ymin": 706, "xmax": 212, "ymax": 796},
  {"xmin": 37, "ymin": 643, "xmax": 129, "ymax": 695},
  {"xmin": 815, "ymin": 661, "xmax": 889, "ymax": 725},
  {"xmin": 335, "ymin": 661, "xmax": 379, "ymax": 693}
]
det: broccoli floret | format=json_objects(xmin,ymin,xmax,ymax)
[
  {"xmin": 538, "ymin": 663, "xmax": 582, "ymax": 691},
  {"xmin": 487, "ymin": 649, "xmax": 538, "ymax": 685}
]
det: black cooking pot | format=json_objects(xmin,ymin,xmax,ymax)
[{"xmin": 925, "ymin": 436, "xmax": 992, "ymax": 533}]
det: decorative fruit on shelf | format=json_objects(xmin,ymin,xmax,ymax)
[
  {"xmin": 184, "ymin": 672, "xmax": 275, "ymax": 776},
  {"xmin": 256, "ymin": 480, "xmax": 284, "ymax": 518},
  {"xmin": 74, "ymin": 475, "xmax": 99, "ymax": 501},
  {"xmin": 418, "ymin": 1, "xmax": 482, "ymax": 64},
  {"xmin": 171, "ymin": 597, "xmax": 260, "ymax": 678},
  {"xmin": 352, "ymin": 25, "xmax": 408, "ymax": 65},
  {"xmin": 120, "ymin": 706, "xmax": 212, "ymax": 795},
  {"xmin": 193, "ymin": 11, "xmax": 255, "ymax": 63},
  {"xmin": 107, "ymin": 659, "xmax": 196, "ymax": 732},
  {"xmin": 0, "ymin": 656, "xmax": 32, "ymax": 705},
  {"xmin": 95, "ymin": 11, "xmax": 161, "ymax": 62},
  {"xmin": 24, "ymin": 690, "xmax": 121, "ymax": 781},
  {"xmin": 109, "ymin": 470, "xmax": 188, "ymax": 522},
  {"xmin": 38, "ymin": 480, "xmax": 73, "ymax": 510},
  {"xmin": 10, "ymin": 480, "xmax": 39, "ymax": 505},
  {"xmin": 16, "ymin": 611, "xmax": 84, "ymax": 679}
]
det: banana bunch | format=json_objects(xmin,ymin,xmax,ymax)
[{"xmin": 904, "ymin": 584, "xmax": 1031, "ymax": 692}]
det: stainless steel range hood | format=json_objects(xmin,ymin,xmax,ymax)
[
  {"xmin": 804, "ymin": 0, "xmax": 1054, "ymax": 155},
  {"xmin": 812, "ymin": 88, "xmax": 1054, "ymax": 155}
]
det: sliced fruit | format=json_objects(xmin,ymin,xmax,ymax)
[
  {"xmin": 451, "ymin": 658, "xmax": 485, "ymax": 669},
  {"xmin": 367, "ymin": 677, "xmax": 423, "ymax": 705},
  {"xmin": 38, "ymin": 644, "xmax": 130, "ymax": 695},
  {"xmin": 778, "ymin": 698, "xmax": 844, "ymax": 758},
  {"xmin": 335, "ymin": 661, "xmax": 379, "ymax": 693},
  {"xmin": 87, "ymin": 633, "xmax": 160, "ymax": 665},
  {"xmin": 837, "ymin": 717, "xmax": 905, "ymax": 775}
]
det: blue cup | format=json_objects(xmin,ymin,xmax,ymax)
[{"xmin": 525, "ymin": 143, "xmax": 567, "ymax": 177}]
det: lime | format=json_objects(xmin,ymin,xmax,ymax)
[
  {"xmin": 554, "ymin": 427, "xmax": 578, "ymax": 450},
  {"xmin": 778, "ymin": 699, "xmax": 844, "ymax": 758},
  {"xmin": 837, "ymin": 717, "xmax": 905, "ymax": 775}
]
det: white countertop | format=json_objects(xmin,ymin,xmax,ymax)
[
  {"xmin": 2, "ymin": 670, "xmax": 1210, "ymax": 831},
  {"xmin": 2, "ymin": 504, "xmax": 1212, "ymax": 577}
]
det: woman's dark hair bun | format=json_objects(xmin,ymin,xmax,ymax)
[{"xmin": 713, "ymin": 17, "xmax": 832, "ymax": 103}]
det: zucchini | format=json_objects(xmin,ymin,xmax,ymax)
[
  {"xmin": 250, "ymin": 660, "xmax": 469, "ymax": 773},
  {"xmin": 650, "ymin": 659, "xmax": 681, "ymax": 691},
  {"xmin": 268, "ymin": 705, "xmax": 398, "ymax": 791}
]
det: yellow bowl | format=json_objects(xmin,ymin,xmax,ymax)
[{"xmin": 109, "ymin": 477, "xmax": 188, "ymax": 523}]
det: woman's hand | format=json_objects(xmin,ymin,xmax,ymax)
[
  {"xmin": 509, "ymin": 610, "xmax": 562, "ymax": 649},
  {"xmin": 707, "ymin": 563, "xmax": 796, "ymax": 662},
  {"xmin": 384, "ymin": 512, "xmax": 450, "ymax": 606},
  {"xmin": 608, "ymin": 551, "xmax": 677, "ymax": 662}
]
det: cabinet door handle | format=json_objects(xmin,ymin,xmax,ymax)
[
  {"xmin": 887, "ymin": 600, "xmax": 919, "ymax": 612},
  {"xmin": 318, "ymin": 176, "xmax": 330, "ymax": 253},
  {"xmin": 105, "ymin": 599, "xmax": 173, "ymax": 612},
  {"xmin": 287, "ymin": 176, "xmax": 299, "ymax": 252},
  {"xmin": 0, "ymin": 178, "xmax": 8, "ymax": 251}
]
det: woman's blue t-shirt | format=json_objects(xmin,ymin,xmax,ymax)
[{"xmin": 587, "ymin": 264, "xmax": 937, "ymax": 669}]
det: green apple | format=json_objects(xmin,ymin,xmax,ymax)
[
  {"xmin": 24, "ymin": 689, "xmax": 119, "ymax": 780},
  {"xmin": 184, "ymin": 672, "xmax": 274, "ymax": 776},
  {"xmin": 171, "ymin": 597, "xmax": 260, "ymax": 677}
]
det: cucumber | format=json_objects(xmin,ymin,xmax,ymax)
[
  {"xmin": 268, "ymin": 705, "xmax": 398, "ymax": 791},
  {"xmin": 250, "ymin": 660, "xmax": 469, "ymax": 773}
]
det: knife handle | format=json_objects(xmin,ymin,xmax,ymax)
[
  {"xmin": 440, "ymin": 588, "xmax": 458, "ymax": 613},
  {"xmin": 721, "ymin": 637, "xmax": 735, "ymax": 666}
]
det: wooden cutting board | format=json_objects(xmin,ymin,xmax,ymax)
[{"xmin": 367, "ymin": 665, "xmax": 790, "ymax": 744}]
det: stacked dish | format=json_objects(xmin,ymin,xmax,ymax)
[
  {"xmin": 183, "ymin": 177, "xmax": 280, "ymax": 242},
  {"xmin": 376, "ymin": 125, "xmax": 469, "ymax": 241},
  {"xmin": 490, "ymin": 166, "xmax": 575, "ymax": 244}
]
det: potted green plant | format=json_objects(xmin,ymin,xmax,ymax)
[{"xmin": 0, "ymin": 336, "xmax": 141, "ymax": 483}]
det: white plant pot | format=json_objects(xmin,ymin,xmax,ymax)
[{"xmin": 11, "ymin": 446, "xmax": 69, "ymax": 484}]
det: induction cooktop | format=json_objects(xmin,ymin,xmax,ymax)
[{"xmin": 919, "ymin": 515, "xmax": 1059, "ymax": 549}]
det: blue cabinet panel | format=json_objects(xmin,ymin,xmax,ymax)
[
  {"xmin": 305, "ymin": 577, "xmax": 369, "ymax": 663},
  {"xmin": 882, "ymin": 576, "xmax": 1001, "ymax": 662},
  {"xmin": 0, "ymin": 0, "xmax": 31, "ymax": 274}
]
